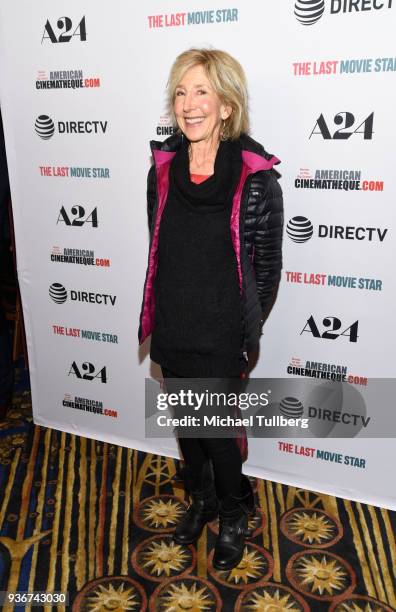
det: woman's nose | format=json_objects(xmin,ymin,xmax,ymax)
[{"xmin": 183, "ymin": 92, "xmax": 195, "ymax": 112}]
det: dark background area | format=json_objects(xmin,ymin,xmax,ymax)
[{"xmin": 0, "ymin": 108, "xmax": 23, "ymax": 418}]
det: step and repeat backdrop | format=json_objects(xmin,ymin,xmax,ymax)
[{"xmin": 0, "ymin": 1, "xmax": 395, "ymax": 508}]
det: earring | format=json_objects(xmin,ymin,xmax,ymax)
[{"xmin": 220, "ymin": 120, "xmax": 229, "ymax": 141}]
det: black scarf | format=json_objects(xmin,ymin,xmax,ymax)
[{"xmin": 170, "ymin": 137, "xmax": 242, "ymax": 213}]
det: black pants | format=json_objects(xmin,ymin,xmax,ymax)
[{"xmin": 161, "ymin": 366, "xmax": 242, "ymax": 500}]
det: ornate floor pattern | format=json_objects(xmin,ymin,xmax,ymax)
[{"xmin": 0, "ymin": 381, "xmax": 395, "ymax": 611}]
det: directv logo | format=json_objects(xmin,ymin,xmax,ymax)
[
  {"xmin": 295, "ymin": 0, "xmax": 325, "ymax": 25},
  {"xmin": 35, "ymin": 115, "xmax": 108, "ymax": 139},
  {"xmin": 49, "ymin": 282, "xmax": 117, "ymax": 306},
  {"xmin": 35, "ymin": 115, "xmax": 55, "ymax": 139},
  {"xmin": 286, "ymin": 217, "xmax": 314, "ymax": 243},
  {"xmin": 286, "ymin": 217, "xmax": 387, "ymax": 243},
  {"xmin": 49, "ymin": 282, "xmax": 67, "ymax": 303},
  {"xmin": 279, "ymin": 397, "xmax": 304, "ymax": 418}
]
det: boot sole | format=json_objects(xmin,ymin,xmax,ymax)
[
  {"xmin": 172, "ymin": 533, "xmax": 198, "ymax": 545},
  {"xmin": 212, "ymin": 548, "xmax": 244, "ymax": 571}
]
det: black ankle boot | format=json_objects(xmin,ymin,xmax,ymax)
[
  {"xmin": 213, "ymin": 475, "xmax": 255, "ymax": 571},
  {"xmin": 173, "ymin": 462, "xmax": 219, "ymax": 545}
]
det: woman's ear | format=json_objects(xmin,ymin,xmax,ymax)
[{"xmin": 221, "ymin": 104, "xmax": 232, "ymax": 121}]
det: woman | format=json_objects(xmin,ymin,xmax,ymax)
[{"xmin": 139, "ymin": 48, "xmax": 283, "ymax": 570}]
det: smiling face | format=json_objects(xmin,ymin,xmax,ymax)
[{"xmin": 173, "ymin": 64, "xmax": 231, "ymax": 145}]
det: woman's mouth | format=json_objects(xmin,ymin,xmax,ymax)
[{"xmin": 184, "ymin": 117, "xmax": 205, "ymax": 125}]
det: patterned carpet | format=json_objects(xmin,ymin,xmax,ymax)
[{"xmin": 0, "ymin": 371, "xmax": 395, "ymax": 611}]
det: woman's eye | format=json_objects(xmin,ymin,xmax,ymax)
[
  {"xmin": 197, "ymin": 90, "xmax": 206, "ymax": 95},
  {"xmin": 175, "ymin": 91, "xmax": 184, "ymax": 96}
]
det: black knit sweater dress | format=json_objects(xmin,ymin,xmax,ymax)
[{"xmin": 150, "ymin": 138, "xmax": 243, "ymax": 378}]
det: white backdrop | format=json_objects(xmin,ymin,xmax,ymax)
[{"xmin": 0, "ymin": 0, "xmax": 395, "ymax": 509}]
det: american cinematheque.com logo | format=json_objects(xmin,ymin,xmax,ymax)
[
  {"xmin": 156, "ymin": 114, "xmax": 177, "ymax": 137},
  {"xmin": 287, "ymin": 356, "xmax": 368, "ymax": 386},
  {"xmin": 295, "ymin": 168, "xmax": 384, "ymax": 192},
  {"xmin": 50, "ymin": 246, "xmax": 111, "ymax": 267},
  {"xmin": 63, "ymin": 394, "xmax": 117, "ymax": 418},
  {"xmin": 36, "ymin": 70, "xmax": 100, "ymax": 90}
]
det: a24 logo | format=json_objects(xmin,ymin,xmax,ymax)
[
  {"xmin": 68, "ymin": 361, "xmax": 107, "ymax": 383},
  {"xmin": 309, "ymin": 112, "xmax": 374, "ymax": 140},
  {"xmin": 42, "ymin": 16, "xmax": 86, "ymax": 43},
  {"xmin": 301, "ymin": 316, "xmax": 359, "ymax": 342},
  {"xmin": 57, "ymin": 206, "xmax": 98, "ymax": 227}
]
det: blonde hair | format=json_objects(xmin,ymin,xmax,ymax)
[{"xmin": 167, "ymin": 48, "xmax": 249, "ymax": 140}]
